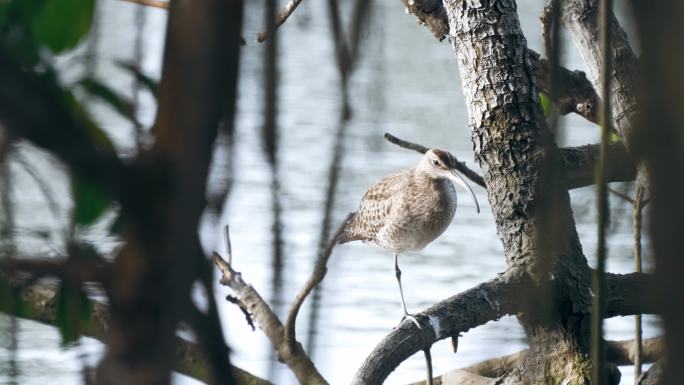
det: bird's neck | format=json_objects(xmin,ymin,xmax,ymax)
[{"xmin": 412, "ymin": 169, "xmax": 445, "ymax": 189}]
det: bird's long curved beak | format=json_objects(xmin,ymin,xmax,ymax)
[{"xmin": 448, "ymin": 170, "xmax": 480, "ymax": 213}]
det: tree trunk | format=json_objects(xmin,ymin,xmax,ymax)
[{"xmin": 444, "ymin": 0, "xmax": 599, "ymax": 383}]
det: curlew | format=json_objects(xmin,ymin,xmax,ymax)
[{"xmin": 338, "ymin": 148, "xmax": 480, "ymax": 326}]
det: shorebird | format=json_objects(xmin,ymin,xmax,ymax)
[{"xmin": 337, "ymin": 149, "xmax": 480, "ymax": 326}]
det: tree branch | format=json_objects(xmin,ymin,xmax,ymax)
[
  {"xmin": 0, "ymin": 277, "xmax": 271, "ymax": 385},
  {"xmin": 212, "ymin": 248, "xmax": 329, "ymax": 385},
  {"xmin": 562, "ymin": 142, "xmax": 635, "ymax": 189},
  {"xmin": 408, "ymin": 336, "xmax": 664, "ymax": 384},
  {"xmin": 561, "ymin": 0, "xmax": 640, "ymax": 143},
  {"xmin": 527, "ymin": 50, "xmax": 599, "ymax": 123},
  {"xmin": 400, "ymin": 0, "xmax": 599, "ymax": 124},
  {"xmin": 385, "ymin": 133, "xmax": 635, "ymax": 190},
  {"xmin": 605, "ymin": 271, "xmax": 658, "ymax": 317},
  {"xmin": 637, "ymin": 358, "xmax": 664, "ymax": 385},
  {"xmin": 384, "ymin": 133, "xmax": 486, "ymax": 187},
  {"xmin": 352, "ymin": 267, "xmax": 655, "ymax": 384},
  {"xmin": 351, "ymin": 269, "xmax": 529, "ymax": 385}
]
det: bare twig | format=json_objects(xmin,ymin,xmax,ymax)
[
  {"xmin": 283, "ymin": 214, "xmax": 352, "ymax": 351},
  {"xmin": 226, "ymin": 294, "xmax": 255, "ymax": 331},
  {"xmin": 633, "ymin": 184, "xmax": 645, "ymax": 380},
  {"xmin": 120, "ymin": 0, "xmax": 169, "ymax": 9},
  {"xmin": 592, "ymin": 0, "xmax": 614, "ymax": 380},
  {"xmin": 256, "ymin": 0, "xmax": 305, "ymax": 42},
  {"xmin": 384, "ymin": 133, "xmax": 637, "ymax": 191},
  {"xmin": 608, "ymin": 187, "xmax": 635, "ymax": 204},
  {"xmin": 213, "ymin": 237, "xmax": 329, "ymax": 385},
  {"xmin": 384, "ymin": 133, "xmax": 486, "ymax": 188}
]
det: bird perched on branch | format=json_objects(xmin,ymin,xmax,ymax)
[{"xmin": 337, "ymin": 148, "xmax": 480, "ymax": 326}]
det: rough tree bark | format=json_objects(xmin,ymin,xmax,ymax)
[
  {"xmin": 560, "ymin": 0, "xmax": 640, "ymax": 144},
  {"xmin": 445, "ymin": 0, "xmax": 597, "ymax": 383}
]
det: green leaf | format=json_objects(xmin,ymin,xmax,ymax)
[
  {"xmin": 117, "ymin": 61, "xmax": 159, "ymax": 98},
  {"xmin": 78, "ymin": 77, "xmax": 139, "ymax": 125},
  {"xmin": 610, "ymin": 132, "xmax": 620, "ymax": 142},
  {"xmin": 0, "ymin": 280, "xmax": 29, "ymax": 318},
  {"xmin": 55, "ymin": 282, "xmax": 92, "ymax": 346},
  {"xmin": 0, "ymin": 1, "xmax": 8, "ymax": 29},
  {"xmin": 539, "ymin": 93, "xmax": 553, "ymax": 117},
  {"xmin": 32, "ymin": 0, "xmax": 95, "ymax": 53},
  {"xmin": 72, "ymin": 177, "xmax": 110, "ymax": 226}
]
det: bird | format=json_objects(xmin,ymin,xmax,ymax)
[{"xmin": 337, "ymin": 148, "xmax": 480, "ymax": 327}]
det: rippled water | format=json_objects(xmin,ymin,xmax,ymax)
[{"xmin": 0, "ymin": 0, "xmax": 658, "ymax": 384}]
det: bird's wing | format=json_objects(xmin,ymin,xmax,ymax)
[{"xmin": 340, "ymin": 170, "xmax": 409, "ymax": 242}]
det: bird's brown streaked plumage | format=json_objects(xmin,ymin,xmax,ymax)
[
  {"xmin": 338, "ymin": 148, "xmax": 479, "ymax": 253},
  {"xmin": 337, "ymin": 147, "xmax": 480, "ymax": 384}
]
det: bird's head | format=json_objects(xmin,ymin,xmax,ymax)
[{"xmin": 419, "ymin": 149, "xmax": 480, "ymax": 213}]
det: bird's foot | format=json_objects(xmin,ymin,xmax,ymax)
[{"xmin": 400, "ymin": 313, "xmax": 422, "ymax": 329}]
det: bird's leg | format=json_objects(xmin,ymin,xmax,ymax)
[{"xmin": 394, "ymin": 253, "xmax": 421, "ymax": 329}]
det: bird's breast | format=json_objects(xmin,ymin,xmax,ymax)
[{"xmin": 374, "ymin": 179, "xmax": 457, "ymax": 253}]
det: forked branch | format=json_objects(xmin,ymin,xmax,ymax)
[
  {"xmin": 213, "ymin": 228, "xmax": 330, "ymax": 385},
  {"xmin": 384, "ymin": 133, "xmax": 636, "ymax": 190}
]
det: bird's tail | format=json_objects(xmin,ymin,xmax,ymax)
[{"xmin": 333, "ymin": 212, "xmax": 357, "ymax": 244}]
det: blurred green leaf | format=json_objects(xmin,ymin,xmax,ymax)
[
  {"xmin": 0, "ymin": 0, "xmax": 45, "ymax": 65},
  {"xmin": 0, "ymin": 2, "xmax": 8, "ymax": 28},
  {"xmin": 32, "ymin": 0, "xmax": 95, "ymax": 53},
  {"xmin": 0, "ymin": 280, "xmax": 28, "ymax": 318},
  {"xmin": 72, "ymin": 177, "xmax": 110, "ymax": 226},
  {"xmin": 55, "ymin": 282, "xmax": 92, "ymax": 346},
  {"xmin": 610, "ymin": 132, "xmax": 620, "ymax": 142},
  {"xmin": 539, "ymin": 93, "xmax": 553, "ymax": 117},
  {"xmin": 117, "ymin": 61, "xmax": 159, "ymax": 98},
  {"xmin": 78, "ymin": 77, "xmax": 140, "ymax": 125}
]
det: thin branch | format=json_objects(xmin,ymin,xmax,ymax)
[
  {"xmin": 120, "ymin": 0, "xmax": 169, "ymax": 9},
  {"xmin": 213, "ymin": 244, "xmax": 329, "ymax": 385},
  {"xmin": 256, "ymin": 0, "xmax": 305, "ymax": 43},
  {"xmin": 0, "ymin": 276, "xmax": 271, "ymax": 385},
  {"xmin": 633, "ymin": 184, "xmax": 645, "ymax": 380},
  {"xmin": 226, "ymin": 294, "xmax": 255, "ymax": 331},
  {"xmin": 385, "ymin": 133, "xmax": 636, "ymax": 190},
  {"xmin": 592, "ymin": 0, "xmax": 614, "ymax": 379},
  {"xmin": 384, "ymin": 133, "xmax": 486, "ymax": 187},
  {"xmin": 283, "ymin": 214, "xmax": 352, "ymax": 351},
  {"xmin": 608, "ymin": 187, "xmax": 635, "ymax": 204}
]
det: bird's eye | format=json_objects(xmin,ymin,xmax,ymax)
[{"xmin": 431, "ymin": 159, "xmax": 440, "ymax": 166}]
